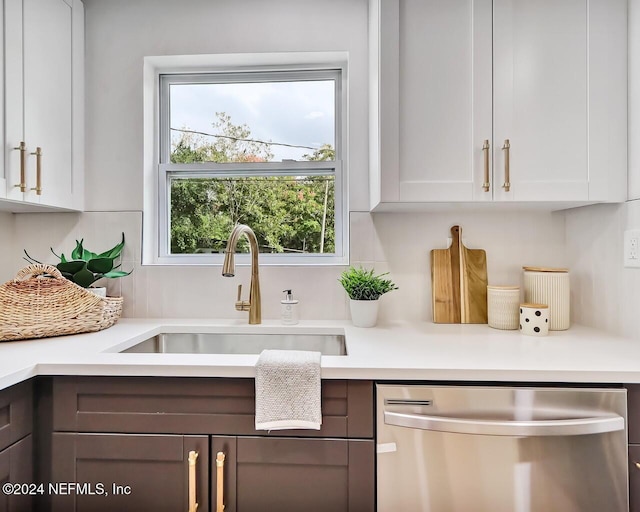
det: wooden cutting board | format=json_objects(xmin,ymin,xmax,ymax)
[{"xmin": 431, "ymin": 225, "xmax": 488, "ymax": 324}]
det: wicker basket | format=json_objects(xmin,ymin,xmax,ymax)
[{"xmin": 0, "ymin": 264, "xmax": 123, "ymax": 341}]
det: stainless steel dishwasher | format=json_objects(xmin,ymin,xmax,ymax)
[{"xmin": 377, "ymin": 384, "xmax": 628, "ymax": 512}]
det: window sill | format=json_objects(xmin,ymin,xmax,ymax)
[{"xmin": 142, "ymin": 253, "xmax": 348, "ymax": 267}]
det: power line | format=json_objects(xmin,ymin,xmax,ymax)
[{"xmin": 170, "ymin": 127, "xmax": 319, "ymax": 151}]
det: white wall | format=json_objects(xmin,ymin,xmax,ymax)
[
  {"xmin": 84, "ymin": 0, "xmax": 370, "ymax": 212},
  {"xmin": 563, "ymin": 202, "xmax": 640, "ymax": 339},
  {"xmin": 358, "ymin": 211, "xmax": 567, "ymax": 324},
  {"xmin": 9, "ymin": 0, "xmax": 570, "ymax": 323},
  {"xmin": 12, "ymin": 210, "xmax": 566, "ymax": 321},
  {"xmin": 13, "ymin": 211, "xmax": 348, "ymax": 319},
  {"xmin": 0, "ymin": 213, "xmax": 16, "ymax": 283}
]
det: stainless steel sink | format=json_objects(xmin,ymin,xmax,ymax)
[{"xmin": 121, "ymin": 332, "xmax": 347, "ymax": 356}]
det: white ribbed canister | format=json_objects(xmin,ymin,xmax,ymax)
[
  {"xmin": 523, "ymin": 267, "xmax": 570, "ymax": 330},
  {"xmin": 487, "ymin": 286, "xmax": 520, "ymax": 330}
]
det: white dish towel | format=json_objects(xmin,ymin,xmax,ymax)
[{"xmin": 255, "ymin": 349, "xmax": 322, "ymax": 431}]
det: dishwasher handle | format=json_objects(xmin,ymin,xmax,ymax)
[{"xmin": 384, "ymin": 411, "xmax": 624, "ymax": 437}]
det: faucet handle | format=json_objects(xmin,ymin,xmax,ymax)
[{"xmin": 235, "ymin": 284, "xmax": 250, "ymax": 312}]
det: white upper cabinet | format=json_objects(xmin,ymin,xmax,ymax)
[
  {"xmin": 0, "ymin": 1, "xmax": 5, "ymax": 200},
  {"xmin": 369, "ymin": 0, "xmax": 627, "ymax": 209},
  {"xmin": 3, "ymin": 0, "xmax": 83, "ymax": 211}
]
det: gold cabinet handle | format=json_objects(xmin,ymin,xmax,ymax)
[
  {"xmin": 482, "ymin": 140, "xmax": 490, "ymax": 192},
  {"xmin": 216, "ymin": 451, "xmax": 226, "ymax": 512},
  {"xmin": 635, "ymin": 462, "xmax": 640, "ymax": 470},
  {"xmin": 188, "ymin": 451, "xmax": 199, "ymax": 512},
  {"xmin": 30, "ymin": 147, "xmax": 42, "ymax": 195},
  {"xmin": 502, "ymin": 139, "xmax": 511, "ymax": 192},
  {"xmin": 13, "ymin": 141, "xmax": 26, "ymax": 192}
]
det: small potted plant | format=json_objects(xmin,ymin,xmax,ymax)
[
  {"xmin": 24, "ymin": 233, "xmax": 132, "ymax": 297},
  {"xmin": 339, "ymin": 266, "xmax": 398, "ymax": 327}
]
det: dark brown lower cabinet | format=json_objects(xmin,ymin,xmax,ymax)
[
  {"xmin": 628, "ymin": 385, "xmax": 640, "ymax": 511},
  {"xmin": 50, "ymin": 433, "xmax": 209, "ymax": 512},
  {"xmin": 630, "ymin": 445, "xmax": 640, "ymax": 511},
  {"xmin": 211, "ymin": 436, "xmax": 374, "ymax": 512},
  {"xmin": 0, "ymin": 435, "xmax": 33, "ymax": 512},
  {"xmin": 46, "ymin": 377, "xmax": 375, "ymax": 512},
  {"xmin": 49, "ymin": 433, "xmax": 373, "ymax": 512}
]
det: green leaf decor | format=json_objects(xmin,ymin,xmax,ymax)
[
  {"xmin": 338, "ymin": 266, "xmax": 398, "ymax": 301},
  {"xmin": 24, "ymin": 233, "xmax": 132, "ymax": 288}
]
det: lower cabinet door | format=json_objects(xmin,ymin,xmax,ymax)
[
  {"xmin": 630, "ymin": 445, "xmax": 640, "ymax": 511},
  {"xmin": 0, "ymin": 436, "xmax": 33, "ymax": 512},
  {"xmin": 212, "ymin": 436, "xmax": 374, "ymax": 512},
  {"xmin": 51, "ymin": 433, "xmax": 209, "ymax": 512}
]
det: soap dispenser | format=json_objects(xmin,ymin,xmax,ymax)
[{"xmin": 281, "ymin": 289, "xmax": 299, "ymax": 325}]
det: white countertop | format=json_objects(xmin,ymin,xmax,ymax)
[{"xmin": 1, "ymin": 318, "xmax": 640, "ymax": 391}]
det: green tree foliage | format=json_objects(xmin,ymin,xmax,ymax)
[
  {"xmin": 302, "ymin": 143, "xmax": 335, "ymax": 162},
  {"xmin": 169, "ymin": 113, "xmax": 335, "ymax": 255},
  {"xmin": 170, "ymin": 112, "xmax": 274, "ymax": 164}
]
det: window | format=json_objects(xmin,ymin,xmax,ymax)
[{"xmin": 157, "ymin": 68, "xmax": 345, "ymax": 264}]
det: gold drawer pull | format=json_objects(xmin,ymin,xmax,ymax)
[
  {"xmin": 635, "ymin": 462, "xmax": 640, "ymax": 470},
  {"xmin": 13, "ymin": 142, "xmax": 26, "ymax": 192},
  {"xmin": 188, "ymin": 450, "xmax": 199, "ymax": 512},
  {"xmin": 482, "ymin": 139, "xmax": 490, "ymax": 192},
  {"xmin": 216, "ymin": 451, "xmax": 226, "ymax": 512},
  {"xmin": 30, "ymin": 147, "xmax": 42, "ymax": 195}
]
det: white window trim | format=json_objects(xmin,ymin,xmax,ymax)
[{"xmin": 142, "ymin": 52, "xmax": 349, "ymax": 266}]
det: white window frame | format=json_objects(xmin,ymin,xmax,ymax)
[{"xmin": 143, "ymin": 54, "xmax": 348, "ymax": 266}]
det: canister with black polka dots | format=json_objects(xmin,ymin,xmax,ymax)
[{"xmin": 519, "ymin": 303, "xmax": 549, "ymax": 336}]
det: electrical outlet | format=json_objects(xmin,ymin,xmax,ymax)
[{"xmin": 624, "ymin": 230, "xmax": 640, "ymax": 268}]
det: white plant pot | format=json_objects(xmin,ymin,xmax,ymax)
[
  {"xmin": 88, "ymin": 286, "xmax": 107, "ymax": 298},
  {"xmin": 349, "ymin": 299, "xmax": 379, "ymax": 328}
]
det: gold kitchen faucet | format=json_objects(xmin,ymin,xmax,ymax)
[{"xmin": 222, "ymin": 224, "xmax": 262, "ymax": 324}]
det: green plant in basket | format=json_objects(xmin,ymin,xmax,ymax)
[
  {"xmin": 24, "ymin": 233, "xmax": 132, "ymax": 288},
  {"xmin": 338, "ymin": 266, "xmax": 398, "ymax": 301}
]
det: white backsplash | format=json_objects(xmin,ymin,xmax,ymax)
[
  {"xmin": 564, "ymin": 201, "xmax": 640, "ymax": 339},
  {"xmin": 10, "ymin": 210, "xmax": 567, "ymax": 322},
  {"xmin": 364, "ymin": 211, "xmax": 567, "ymax": 324},
  {"xmin": 7, "ymin": 203, "xmax": 640, "ymax": 338},
  {"xmin": 0, "ymin": 212, "xmax": 15, "ymax": 283}
]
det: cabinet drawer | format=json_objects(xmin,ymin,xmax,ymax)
[
  {"xmin": 0, "ymin": 380, "xmax": 33, "ymax": 453},
  {"xmin": 53, "ymin": 377, "xmax": 373, "ymax": 439}
]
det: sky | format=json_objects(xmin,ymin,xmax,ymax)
[{"xmin": 170, "ymin": 80, "xmax": 335, "ymax": 161}]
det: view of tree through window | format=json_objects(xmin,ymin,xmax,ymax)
[{"xmin": 166, "ymin": 77, "xmax": 337, "ymax": 256}]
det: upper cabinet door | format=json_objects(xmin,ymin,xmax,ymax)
[
  {"xmin": 493, "ymin": 0, "xmax": 588, "ymax": 202},
  {"xmin": 399, "ymin": 0, "xmax": 493, "ymax": 203},
  {"xmin": 370, "ymin": 0, "xmax": 492, "ymax": 206},
  {"xmin": 2, "ymin": 0, "xmax": 82, "ymax": 211},
  {"xmin": 5, "ymin": 0, "xmax": 24, "ymax": 203},
  {"xmin": 491, "ymin": 0, "xmax": 626, "ymax": 203},
  {"xmin": 0, "ymin": 1, "xmax": 5, "ymax": 200},
  {"xmin": 23, "ymin": 0, "xmax": 72, "ymax": 207}
]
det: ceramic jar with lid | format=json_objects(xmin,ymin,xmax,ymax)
[
  {"xmin": 487, "ymin": 286, "xmax": 520, "ymax": 330},
  {"xmin": 523, "ymin": 267, "xmax": 570, "ymax": 330},
  {"xmin": 519, "ymin": 303, "xmax": 550, "ymax": 336}
]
